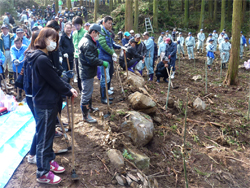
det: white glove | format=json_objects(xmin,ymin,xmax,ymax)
[
  {"xmin": 245, "ymin": 44, "xmax": 247, "ymax": 47},
  {"xmin": 14, "ymin": 60, "xmax": 20, "ymax": 66},
  {"xmin": 112, "ymin": 53, "xmax": 117, "ymax": 62},
  {"xmin": 63, "ymin": 53, "xmax": 68, "ymax": 58},
  {"xmin": 59, "ymin": 57, "xmax": 63, "ymax": 64},
  {"xmin": 121, "ymin": 46, "xmax": 127, "ymax": 52}
]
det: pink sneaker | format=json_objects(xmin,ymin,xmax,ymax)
[
  {"xmin": 37, "ymin": 171, "xmax": 61, "ymax": 184},
  {"xmin": 50, "ymin": 160, "xmax": 65, "ymax": 173}
]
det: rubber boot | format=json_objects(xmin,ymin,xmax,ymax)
[
  {"xmin": 107, "ymin": 82, "xmax": 114, "ymax": 95},
  {"xmin": 100, "ymin": 87, "xmax": 113, "ymax": 104},
  {"xmin": 128, "ymin": 61, "xmax": 139, "ymax": 72},
  {"xmin": 138, "ymin": 70, "xmax": 143, "ymax": 76},
  {"xmin": 81, "ymin": 104, "xmax": 97, "ymax": 123},
  {"xmin": 183, "ymin": 54, "xmax": 185, "ymax": 58},
  {"xmin": 148, "ymin": 74, "xmax": 153, "ymax": 81},
  {"xmin": 197, "ymin": 49, "xmax": 199, "ymax": 53},
  {"xmin": 89, "ymin": 98, "xmax": 98, "ymax": 113}
]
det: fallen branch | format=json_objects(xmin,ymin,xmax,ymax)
[
  {"xmin": 96, "ymin": 155, "xmax": 112, "ymax": 175},
  {"xmin": 225, "ymin": 156, "xmax": 250, "ymax": 166}
]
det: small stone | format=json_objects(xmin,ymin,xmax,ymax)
[
  {"xmin": 192, "ymin": 75, "xmax": 202, "ymax": 81},
  {"xmin": 116, "ymin": 175, "xmax": 125, "ymax": 186},
  {"xmin": 153, "ymin": 116, "xmax": 162, "ymax": 123},
  {"xmin": 127, "ymin": 173, "xmax": 138, "ymax": 182},
  {"xmin": 193, "ymin": 97, "xmax": 206, "ymax": 110},
  {"xmin": 107, "ymin": 149, "xmax": 124, "ymax": 169},
  {"xmin": 111, "ymin": 180, "xmax": 117, "ymax": 185},
  {"xmin": 128, "ymin": 92, "xmax": 156, "ymax": 110},
  {"xmin": 126, "ymin": 147, "xmax": 150, "ymax": 170},
  {"xmin": 131, "ymin": 182, "xmax": 139, "ymax": 188}
]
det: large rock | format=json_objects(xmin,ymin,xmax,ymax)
[
  {"xmin": 121, "ymin": 111, "xmax": 154, "ymax": 147},
  {"xmin": 128, "ymin": 92, "xmax": 156, "ymax": 111},
  {"xmin": 107, "ymin": 149, "xmax": 124, "ymax": 170},
  {"xmin": 124, "ymin": 71, "xmax": 145, "ymax": 89},
  {"xmin": 193, "ymin": 97, "xmax": 206, "ymax": 110}
]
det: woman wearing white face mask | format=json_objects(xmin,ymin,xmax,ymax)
[
  {"xmin": 32, "ymin": 27, "xmax": 78, "ymax": 185},
  {"xmin": 78, "ymin": 24, "xmax": 107, "ymax": 123}
]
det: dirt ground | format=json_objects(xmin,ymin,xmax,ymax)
[{"xmin": 5, "ymin": 45, "xmax": 250, "ymax": 188}]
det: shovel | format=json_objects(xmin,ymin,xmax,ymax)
[
  {"xmin": 55, "ymin": 113, "xmax": 72, "ymax": 155},
  {"xmin": 70, "ymin": 96, "xmax": 79, "ymax": 181},
  {"xmin": 15, "ymin": 66, "xmax": 20, "ymax": 100},
  {"xmin": 66, "ymin": 57, "xmax": 72, "ymax": 130},
  {"xmin": 123, "ymin": 49, "xmax": 128, "ymax": 79},
  {"xmin": 115, "ymin": 61, "xmax": 126, "ymax": 100},
  {"xmin": 104, "ymin": 67, "xmax": 111, "ymax": 118},
  {"xmin": 166, "ymin": 66, "xmax": 179, "ymax": 89}
]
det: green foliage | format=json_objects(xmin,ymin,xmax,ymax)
[
  {"xmin": 0, "ymin": 0, "xmax": 16, "ymax": 18},
  {"xmin": 122, "ymin": 149, "xmax": 134, "ymax": 160}
]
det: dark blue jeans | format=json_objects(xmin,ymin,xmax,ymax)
[
  {"xmin": 34, "ymin": 105, "xmax": 58, "ymax": 178},
  {"xmin": 26, "ymin": 96, "xmax": 36, "ymax": 156}
]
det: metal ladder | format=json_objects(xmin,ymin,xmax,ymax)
[{"xmin": 145, "ymin": 18, "xmax": 154, "ymax": 33}]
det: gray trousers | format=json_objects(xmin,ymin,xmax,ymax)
[{"xmin": 81, "ymin": 78, "xmax": 94, "ymax": 105}]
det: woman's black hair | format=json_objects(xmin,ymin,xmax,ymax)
[{"xmin": 46, "ymin": 20, "xmax": 60, "ymax": 32}]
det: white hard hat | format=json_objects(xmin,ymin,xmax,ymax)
[{"xmin": 130, "ymin": 30, "xmax": 134, "ymax": 33}]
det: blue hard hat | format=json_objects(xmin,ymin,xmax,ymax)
[
  {"xmin": 221, "ymin": 32, "xmax": 224, "ymax": 35},
  {"xmin": 223, "ymin": 29, "xmax": 226, "ymax": 31},
  {"xmin": 188, "ymin": 32, "xmax": 192, "ymax": 35},
  {"xmin": 124, "ymin": 31, "xmax": 131, "ymax": 37},
  {"xmin": 151, "ymin": 36, "xmax": 155, "ymax": 40},
  {"xmin": 179, "ymin": 32, "xmax": 182, "ymax": 35},
  {"xmin": 241, "ymin": 31, "xmax": 242, "ymax": 34},
  {"xmin": 213, "ymin": 30, "xmax": 216, "ymax": 33},
  {"xmin": 209, "ymin": 39, "xmax": 214, "ymax": 42},
  {"xmin": 161, "ymin": 32, "xmax": 165, "ymax": 35},
  {"xmin": 224, "ymin": 37, "xmax": 229, "ymax": 40},
  {"xmin": 200, "ymin": 29, "xmax": 203, "ymax": 31},
  {"xmin": 166, "ymin": 30, "xmax": 169, "ymax": 33},
  {"xmin": 209, "ymin": 33, "xmax": 212, "ymax": 36}
]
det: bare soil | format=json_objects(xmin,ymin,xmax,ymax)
[{"xmin": 5, "ymin": 47, "xmax": 250, "ymax": 188}]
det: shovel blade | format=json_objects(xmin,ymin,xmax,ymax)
[
  {"xmin": 104, "ymin": 112, "xmax": 111, "ymax": 119},
  {"xmin": 55, "ymin": 149, "xmax": 68, "ymax": 155},
  {"xmin": 71, "ymin": 169, "xmax": 79, "ymax": 181}
]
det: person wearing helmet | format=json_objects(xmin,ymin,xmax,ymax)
[
  {"xmin": 222, "ymin": 29, "xmax": 228, "ymax": 38},
  {"xmin": 206, "ymin": 33, "xmax": 213, "ymax": 45},
  {"xmin": 218, "ymin": 32, "xmax": 225, "ymax": 55},
  {"xmin": 219, "ymin": 37, "xmax": 231, "ymax": 69},
  {"xmin": 177, "ymin": 32, "xmax": 185, "ymax": 58},
  {"xmin": 185, "ymin": 32, "xmax": 195, "ymax": 60},
  {"xmin": 165, "ymin": 30, "xmax": 172, "ymax": 40},
  {"xmin": 157, "ymin": 32, "xmax": 165, "ymax": 46},
  {"xmin": 206, "ymin": 38, "xmax": 215, "ymax": 70},
  {"xmin": 197, "ymin": 29, "xmax": 205, "ymax": 53},
  {"xmin": 212, "ymin": 30, "xmax": 218, "ymax": 51},
  {"xmin": 130, "ymin": 30, "xmax": 135, "ymax": 38}
]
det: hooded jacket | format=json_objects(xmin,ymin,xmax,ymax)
[
  {"xmin": 59, "ymin": 32, "xmax": 74, "ymax": 63},
  {"xmin": 78, "ymin": 33, "xmax": 103, "ymax": 80},
  {"xmin": 135, "ymin": 40, "xmax": 147, "ymax": 57},
  {"xmin": 32, "ymin": 50, "xmax": 72, "ymax": 109},
  {"xmin": 10, "ymin": 44, "xmax": 28, "ymax": 73}
]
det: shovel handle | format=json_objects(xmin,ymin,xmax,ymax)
[
  {"xmin": 71, "ymin": 97, "xmax": 76, "ymax": 169},
  {"xmin": 104, "ymin": 67, "xmax": 110, "ymax": 111},
  {"xmin": 115, "ymin": 61, "xmax": 125, "ymax": 97},
  {"xmin": 15, "ymin": 66, "xmax": 19, "ymax": 99},
  {"xmin": 66, "ymin": 57, "xmax": 71, "ymax": 71},
  {"xmin": 57, "ymin": 113, "xmax": 70, "ymax": 145}
]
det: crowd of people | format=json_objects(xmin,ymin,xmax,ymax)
[{"xmin": 0, "ymin": 2, "xmax": 248, "ymax": 185}]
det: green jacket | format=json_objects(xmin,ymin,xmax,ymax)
[
  {"xmin": 98, "ymin": 27, "xmax": 115, "ymax": 56},
  {"xmin": 0, "ymin": 32, "xmax": 15, "ymax": 53},
  {"xmin": 72, "ymin": 28, "xmax": 87, "ymax": 58},
  {"xmin": 59, "ymin": 0, "xmax": 63, "ymax": 6}
]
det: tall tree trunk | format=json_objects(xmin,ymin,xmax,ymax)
[
  {"xmin": 109, "ymin": 0, "xmax": 113, "ymax": 13},
  {"xmin": 241, "ymin": 0, "xmax": 246, "ymax": 24},
  {"xmin": 224, "ymin": 0, "xmax": 242, "ymax": 85},
  {"xmin": 220, "ymin": 0, "xmax": 226, "ymax": 32},
  {"xmin": 55, "ymin": 0, "xmax": 58, "ymax": 13},
  {"xmin": 167, "ymin": 0, "xmax": 171, "ymax": 11},
  {"xmin": 208, "ymin": 0, "xmax": 213, "ymax": 19},
  {"xmin": 184, "ymin": 0, "xmax": 189, "ymax": 27},
  {"xmin": 118, "ymin": 0, "xmax": 121, "ymax": 3},
  {"xmin": 80, "ymin": 0, "xmax": 83, "ymax": 6},
  {"xmin": 199, "ymin": 0, "xmax": 205, "ymax": 30},
  {"xmin": 227, "ymin": 0, "xmax": 232, "ymax": 21},
  {"xmin": 153, "ymin": 0, "xmax": 158, "ymax": 29},
  {"xmin": 125, "ymin": 0, "xmax": 133, "ymax": 31},
  {"xmin": 213, "ymin": 0, "xmax": 217, "ymax": 22},
  {"xmin": 166, "ymin": 0, "xmax": 170, "ymax": 12},
  {"xmin": 134, "ymin": 0, "xmax": 139, "ymax": 32},
  {"xmin": 181, "ymin": 0, "xmax": 184, "ymax": 11},
  {"xmin": 94, "ymin": 0, "xmax": 98, "ymax": 22},
  {"xmin": 44, "ymin": 0, "xmax": 48, "ymax": 6}
]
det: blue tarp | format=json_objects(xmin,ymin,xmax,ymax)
[{"xmin": 0, "ymin": 102, "xmax": 66, "ymax": 188}]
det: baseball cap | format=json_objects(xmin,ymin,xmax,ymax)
[
  {"xmin": 1, "ymin": 24, "xmax": 8, "ymax": 29},
  {"xmin": 135, "ymin": 33, "xmax": 141, "ymax": 38},
  {"xmin": 143, "ymin": 32, "xmax": 149, "ymax": 36},
  {"xmin": 209, "ymin": 33, "xmax": 212, "ymax": 36},
  {"xmin": 165, "ymin": 38, "xmax": 171, "ymax": 43},
  {"xmin": 179, "ymin": 32, "xmax": 182, "ymax": 35},
  {"xmin": 161, "ymin": 32, "xmax": 165, "ymax": 35},
  {"xmin": 209, "ymin": 39, "xmax": 214, "ymax": 42},
  {"xmin": 224, "ymin": 37, "xmax": 229, "ymax": 40},
  {"xmin": 221, "ymin": 32, "xmax": 224, "ymax": 35},
  {"xmin": 213, "ymin": 30, "xmax": 216, "ymax": 33},
  {"xmin": 129, "ymin": 38, "xmax": 136, "ymax": 43},
  {"xmin": 16, "ymin": 28, "xmax": 24, "ymax": 33},
  {"xmin": 166, "ymin": 30, "xmax": 169, "ymax": 33},
  {"xmin": 89, "ymin": 24, "xmax": 105, "ymax": 36},
  {"xmin": 84, "ymin": 22, "xmax": 90, "ymax": 26},
  {"xmin": 162, "ymin": 56, "xmax": 169, "ymax": 62},
  {"xmin": 188, "ymin": 32, "xmax": 192, "ymax": 35},
  {"xmin": 124, "ymin": 31, "xmax": 131, "ymax": 37},
  {"xmin": 130, "ymin": 30, "xmax": 134, "ymax": 33},
  {"xmin": 200, "ymin": 29, "xmax": 203, "ymax": 31}
]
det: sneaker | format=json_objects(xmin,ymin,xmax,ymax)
[
  {"xmin": 37, "ymin": 171, "xmax": 61, "ymax": 184},
  {"xmin": 55, "ymin": 131, "xmax": 63, "ymax": 138},
  {"xmin": 50, "ymin": 160, "xmax": 65, "ymax": 173},
  {"xmin": 110, "ymin": 87, "xmax": 114, "ymax": 91},
  {"xmin": 108, "ymin": 90, "xmax": 113, "ymax": 95},
  {"xmin": 27, "ymin": 155, "xmax": 37, "ymax": 164}
]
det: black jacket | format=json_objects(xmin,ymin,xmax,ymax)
[
  {"xmin": 48, "ymin": 50, "xmax": 64, "ymax": 76},
  {"xmin": 155, "ymin": 61, "xmax": 169, "ymax": 77},
  {"xmin": 78, "ymin": 33, "xmax": 103, "ymax": 80},
  {"xmin": 69, "ymin": 12, "xmax": 75, "ymax": 20},
  {"xmin": 135, "ymin": 41, "xmax": 147, "ymax": 57},
  {"xmin": 32, "ymin": 50, "xmax": 72, "ymax": 109},
  {"xmin": 119, "ymin": 44, "xmax": 143, "ymax": 64},
  {"xmin": 59, "ymin": 32, "xmax": 74, "ymax": 63}
]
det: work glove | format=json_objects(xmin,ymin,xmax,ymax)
[
  {"xmin": 103, "ymin": 61, "xmax": 109, "ymax": 68},
  {"xmin": 14, "ymin": 60, "xmax": 20, "ymax": 66},
  {"xmin": 245, "ymin": 44, "xmax": 247, "ymax": 47},
  {"xmin": 97, "ymin": 49, "xmax": 100, "ymax": 55},
  {"xmin": 65, "ymin": 70, "xmax": 74, "ymax": 79},
  {"xmin": 112, "ymin": 53, "xmax": 117, "ymax": 62},
  {"xmin": 121, "ymin": 46, "xmax": 127, "ymax": 52},
  {"xmin": 63, "ymin": 53, "xmax": 69, "ymax": 58},
  {"xmin": 59, "ymin": 57, "xmax": 63, "ymax": 64}
]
